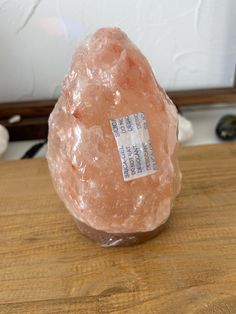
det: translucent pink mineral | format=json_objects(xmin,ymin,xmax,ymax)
[{"xmin": 47, "ymin": 28, "xmax": 181, "ymax": 246}]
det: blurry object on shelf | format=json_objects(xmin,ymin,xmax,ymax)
[
  {"xmin": 21, "ymin": 140, "xmax": 47, "ymax": 159},
  {"xmin": 178, "ymin": 114, "xmax": 194, "ymax": 143},
  {"xmin": 216, "ymin": 114, "xmax": 236, "ymax": 141},
  {"xmin": 0, "ymin": 124, "xmax": 9, "ymax": 159},
  {"xmin": 8, "ymin": 114, "xmax": 21, "ymax": 124}
]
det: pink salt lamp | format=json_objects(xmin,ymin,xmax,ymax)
[{"xmin": 47, "ymin": 28, "xmax": 182, "ymax": 247}]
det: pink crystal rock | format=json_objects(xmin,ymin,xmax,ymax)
[{"xmin": 47, "ymin": 28, "xmax": 181, "ymax": 247}]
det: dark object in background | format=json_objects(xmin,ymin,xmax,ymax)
[
  {"xmin": 216, "ymin": 115, "xmax": 236, "ymax": 141},
  {"xmin": 21, "ymin": 140, "xmax": 47, "ymax": 159}
]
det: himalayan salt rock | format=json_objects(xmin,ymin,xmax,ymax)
[{"xmin": 47, "ymin": 27, "xmax": 182, "ymax": 247}]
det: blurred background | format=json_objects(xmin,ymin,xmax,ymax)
[
  {"xmin": 1, "ymin": 0, "xmax": 236, "ymax": 101},
  {"xmin": 0, "ymin": 0, "xmax": 236, "ymax": 158}
]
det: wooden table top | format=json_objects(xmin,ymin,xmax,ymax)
[{"xmin": 0, "ymin": 143, "xmax": 236, "ymax": 314}]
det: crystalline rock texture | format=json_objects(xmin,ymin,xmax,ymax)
[{"xmin": 47, "ymin": 28, "xmax": 182, "ymax": 246}]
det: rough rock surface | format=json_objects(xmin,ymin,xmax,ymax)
[{"xmin": 47, "ymin": 28, "xmax": 181, "ymax": 241}]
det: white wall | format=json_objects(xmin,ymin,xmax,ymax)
[{"xmin": 0, "ymin": 0, "xmax": 236, "ymax": 102}]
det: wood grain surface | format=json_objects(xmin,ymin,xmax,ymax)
[{"xmin": 0, "ymin": 143, "xmax": 236, "ymax": 314}]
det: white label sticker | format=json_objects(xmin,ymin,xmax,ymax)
[{"xmin": 110, "ymin": 112, "xmax": 157, "ymax": 181}]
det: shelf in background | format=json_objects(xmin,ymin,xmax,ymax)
[{"xmin": 1, "ymin": 87, "xmax": 236, "ymax": 141}]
